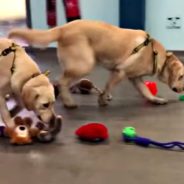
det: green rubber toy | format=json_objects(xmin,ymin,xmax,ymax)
[
  {"xmin": 179, "ymin": 95, "xmax": 184, "ymax": 101},
  {"xmin": 122, "ymin": 127, "xmax": 137, "ymax": 138}
]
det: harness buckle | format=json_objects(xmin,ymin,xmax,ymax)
[
  {"xmin": 1, "ymin": 43, "xmax": 17, "ymax": 56},
  {"xmin": 43, "ymin": 70, "xmax": 51, "ymax": 76},
  {"xmin": 10, "ymin": 66, "xmax": 15, "ymax": 73},
  {"xmin": 132, "ymin": 48, "xmax": 138, "ymax": 54},
  {"xmin": 153, "ymin": 50, "xmax": 158, "ymax": 55},
  {"xmin": 144, "ymin": 38, "xmax": 150, "ymax": 46},
  {"xmin": 131, "ymin": 34, "xmax": 152, "ymax": 55},
  {"xmin": 2, "ymin": 47, "xmax": 13, "ymax": 56}
]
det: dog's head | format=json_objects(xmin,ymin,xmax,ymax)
[
  {"xmin": 21, "ymin": 74, "xmax": 56, "ymax": 124},
  {"xmin": 159, "ymin": 52, "xmax": 184, "ymax": 93}
]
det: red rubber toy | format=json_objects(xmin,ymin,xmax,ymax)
[{"xmin": 75, "ymin": 123, "xmax": 109, "ymax": 142}]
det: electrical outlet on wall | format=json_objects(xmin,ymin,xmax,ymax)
[{"xmin": 166, "ymin": 16, "xmax": 181, "ymax": 29}]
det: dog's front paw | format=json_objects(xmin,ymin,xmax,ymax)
[
  {"xmin": 62, "ymin": 97, "xmax": 78, "ymax": 109},
  {"xmin": 64, "ymin": 103, "xmax": 78, "ymax": 109},
  {"xmin": 150, "ymin": 97, "xmax": 168, "ymax": 105},
  {"xmin": 37, "ymin": 130, "xmax": 54, "ymax": 143},
  {"xmin": 98, "ymin": 93, "xmax": 109, "ymax": 106},
  {"xmin": 106, "ymin": 94, "xmax": 112, "ymax": 101}
]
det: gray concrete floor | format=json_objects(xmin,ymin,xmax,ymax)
[{"xmin": 1, "ymin": 49, "xmax": 184, "ymax": 184}]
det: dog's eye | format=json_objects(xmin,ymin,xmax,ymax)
[
  {"xmin": 43, "ymin": 103, "xmax": 50, "ymax": 108},
  {"xmin": 179, "ymin": 75, "xmax": 184, "ymax": 80}
]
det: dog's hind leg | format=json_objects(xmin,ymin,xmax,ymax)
[
  {"xmin": 131, "ymin": 77, "xmax": 168, "ymax": 105},
  {"xmin": 59, "ymin": 73, "xmax": 78, "ymax": 108},
  {"xmin": 58, "ymin": 46, "xmax": 95, "ymax": 108},
  {"xmin": 98, "ymin": 70, "xmax": 126, "ymax": 106}
]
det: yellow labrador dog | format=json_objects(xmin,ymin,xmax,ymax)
[
  {"xmin": 9, "ymin": 20, "xmax": 184, "ymax": 108},
  {"xmin": 0, "ymin": 38, "xmax": 56, "ymax": 128}
]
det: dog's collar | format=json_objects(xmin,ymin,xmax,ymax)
[
  {"xmin": 0, "ymin": 43, "xmax": 19, "ymax": 74},
  {"xmin": 152, "ymin": 51, "xmax": 171, "ymax": 77},
  {"xmin": 158, "ymin": 54, "xmax": 169, "ymax": 76}
]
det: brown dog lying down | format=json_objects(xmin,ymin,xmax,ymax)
[
  {"xmin": 9, "ymin": 20, "xmax": 184, "ymax": 108},
  {"xmin": 0, "ymin": 38, "xmax": 57, "ymax": 128}
]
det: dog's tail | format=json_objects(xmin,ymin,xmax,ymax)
[{"xmin": 8, "ymin": 27, "xmax": 61, "ymax": 47}]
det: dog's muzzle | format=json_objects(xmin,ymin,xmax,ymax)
[{"xmin": 173, "ymin": 87, "xmax": 178, "ymax": 92}]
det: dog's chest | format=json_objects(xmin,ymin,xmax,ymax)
[{"xmin": 0, "ymin": 78, "xmax": 12, "ymax": 95}]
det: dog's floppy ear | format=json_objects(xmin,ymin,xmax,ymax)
[{"xmin": 21, "ymin": 86, "xmax": 39, "ymax": 110}]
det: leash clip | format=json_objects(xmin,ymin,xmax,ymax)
[{"xmin": 43, "ymin": 70, "xmax": 51, "ymax": 76}]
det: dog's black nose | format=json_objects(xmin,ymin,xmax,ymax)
[{"xmin": 172, "ymin": 87, "xmax": 178, "ymax": 92}]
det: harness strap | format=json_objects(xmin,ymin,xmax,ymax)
[
  {"xmin": 0, "ymin": 43, "xmax": 18, "ymax": 74},
  {"xmin": 131, "ymin": 34, "xmax": 152, "ymax": 55},
  {"xmin": 10, "ymin": 52, "xmax": 16, "ymax": 74},
  {"xmin": 0, "ymin": 43, "xmax": 17, "ymax": 57},
  {"xmin": 0, "ymin": 43, "xmax": 51, "ymax": 76},
  {"xmin": 152, "ymin": 50, "xmax": 158, "ymax": 75},
  {"xmin": 130, "ymin": 34, "xmax": 159, "ymax": 75}
]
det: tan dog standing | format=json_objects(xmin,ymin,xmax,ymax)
[
  {"xmin": 0, "ymin": 38, "xmax": 56, "ymax": 128},
  {"xmin": 9, "ymin": 20, "xmax": 184, "ymax": 108}
]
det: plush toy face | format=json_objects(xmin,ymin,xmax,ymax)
[
  {"xmin": 11, "ymin": 126, "xmax": 32, "ymax": 145},
  {"xmin": 14, "ymin": 125, "xmax": 29, "ymax": 138},
  {"xmin": 7, "ymin": 116, "xmax": 33, "ymax": 145}
]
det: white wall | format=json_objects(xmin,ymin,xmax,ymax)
[
  {"xmin": 30, "ymin": 0, "xmax": 119, "ymax": 47},
  {"xmin": 80, "ymin": 0, "xmax": 119, "ymax": 26},
  {"xmin": 30, "ymin": 0, "xmax": 119, "ymax": 28},
  {"xmin": 0, "ymin": 0, "xmax": 26, "ymax": 20},
  {"xmin": 30, "ymin": 0, "xmax": 47, "ymax": 29},
  {"xmin": 146, "ymin": 0, "xmax": 184, "ymax": 50}
]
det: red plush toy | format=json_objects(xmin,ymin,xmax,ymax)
[
  {"xmin": 145, "ymin": 81, "xmax": 158, "ymax": 96},
  {"xmin": 75, "ymin": 123, "xmax": 109, "ymax": 142}
]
